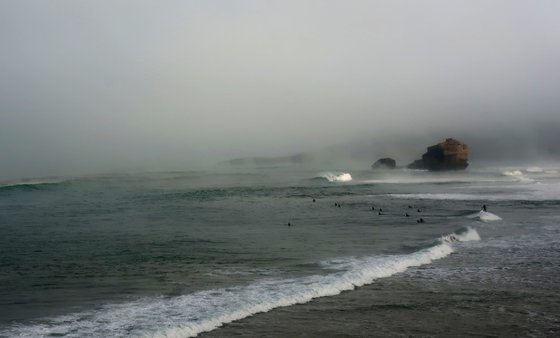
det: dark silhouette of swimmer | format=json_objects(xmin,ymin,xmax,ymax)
[
  {"xmin": 287, "ymin": 222, "xmax": 291, "ymax": 226},
  {"xmin": 378, "ymin": 212, "xmax": 382, "ymax": 215},
  {"xmin": 338, "ymin": 204, "xmax": 341, "ymax": 208},
  {"xmin": 379, "ymin": 208, "xmax": 383, "ymax": 212},
  {"xmin": 313, "ymin": 199, "xmax": 316, "ymax": 203},
  {"xmin": 416, "ymin": 219, "xmax": 420, "ymax": 223},
  {"xmin": 334, "ymin": 202, "xmax": 338, "ymax": 207},
  {"xmin": 482, "ymin": 204, "xmax": 487, "ymax": 212},
  {"xmin": 408, "ymin": 205, "xmax": 413, "ymax": 209},
  {"xmin": 420, "ymin": 218, "xmax": 424, "ymax": 223},
  {"xmin": 405, "ymin": 213, "xmax": 409, "ymax": 217},
  {"xmin": 372, "ymin": 206, "xmax": 375, "ymax": 211},
  {"xmin": 417, "ymin": 209, "xmax": 421, "ymax": 213}
]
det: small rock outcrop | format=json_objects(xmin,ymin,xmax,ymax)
[
  {"xmin": 372, "ymin": 158, "xmax": 396, "ymax": 169},
  {"xmin": 407, "ymin": 138, "xmax": 469, "ymax": 171}
]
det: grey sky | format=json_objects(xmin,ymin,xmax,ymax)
[{"xmin": 1, "ymin": 1, "xmax": 559, "ymax": 179}]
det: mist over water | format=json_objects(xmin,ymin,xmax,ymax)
[
  {"xmin": 1, "ymin": 1, "xmax": 560, "ymax": 180},
  {"xmin": 1, "ymin": 2, "xmax": 560, "ymax": 336}
]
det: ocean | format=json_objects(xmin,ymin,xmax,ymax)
[{"xmin": 1, "ymin": 165, "xmax": 559, "ymax": 337}]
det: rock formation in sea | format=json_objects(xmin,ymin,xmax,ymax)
[
  {"xmin": 372, "ymin": 157, "xmax": 396, "ymax": 169},
  {"xmin": 407, "ymin": 138, "xmax": 469, "ymax": 171}
]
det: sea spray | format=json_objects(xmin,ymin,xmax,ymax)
[
  {"xmin": 465, "ymin": 211, "xmax": 502, "ymax": 222},
  {"xmin": 526, "ymin": 166, "xmax": 544, "ymax": 173},
  {"xmin": 479, "ymin": 211, "xmax": 503, "ymax": 222},
  {"xmin": 502, "ymin": 170, "xmax": 523, "ymax": 177},
  {"xmin": 502, "ymin": 170, "xmax": 534, "ymax": 182},
  {"xmin": 390, "ymin": 180, "xmax": 560, "ymax": 201},
  {"xmin": 315, "ymin": 172, "xmax": 352, "ymax": 182}
]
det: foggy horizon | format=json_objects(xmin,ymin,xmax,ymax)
[{"xmin": 1, "ymin": 1, "xmax": 560, "ymax": 180}]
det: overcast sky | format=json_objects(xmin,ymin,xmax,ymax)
[{"xmin": 1, "ymin": 1, "xmax": 559, "ymax": 179}]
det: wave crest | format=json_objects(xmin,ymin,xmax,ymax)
[
  {"xmin": 3, "ymin": 231, "xmax": 468, "ymax": 338},
  {"xmin": 467, "ymin": 211, "xmax": 502, "ymax": 222},
  {"xmin": 526, "ymin": 166, "xmax": 543, "ymax": 173},
  {"xmin": 440, "ymin": 227, "xmax": 481, "ymax": 243},
  {"xmin": 502, "ymin": 170, "xmax": 523, "ymax": 177},
  {"xmin": 501, "ymin": 170, "xmax": 533, "ymax": 182},
  {"xmin": 0, "ymin": 179, "xmax": 69, "ymax": 192},
  {"xmin": 315, "ymin": 172, "xmax": 352, "ymax": 182}
]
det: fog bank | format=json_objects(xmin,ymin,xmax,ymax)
[{"xmin": 1, "ymin": 1, "xmax": 559, "ymax": 179}]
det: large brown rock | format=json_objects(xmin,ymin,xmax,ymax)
[{"xmin": 408, "ymin": 138, "xmax": 469, "ymax": 171}]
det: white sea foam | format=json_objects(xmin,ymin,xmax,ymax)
[
  {"xmin": 502, "ymin": 170, "xmax": 523, "ymax": 177},
  {"xmin": 466, "ymin": 211, "xmax": 502, "ymax": 222},
  {"xmin": 316, "ymin": 172, "xmax": 352, "ymax": 182},
  {"xmin": 392, "ymin": 192, "xmax": 511, "ymax": 201},
  {"xmin": 363, "ymin": 175, "xmax": 498, "ymax": 184},
  {"xmin": 526, "ymin": 166, "xmax": 544, "ymax": 173},
  {"xmin": 479, "ymin": 211, "xmax": 502, "ymax": 222},
  {"xmin": 365, "ymin": 177, "xmax": 468, "ymax": 184},
  {"xmin": 391, "ymin": 181, "xmax": 560, "ymax": 201},
  {"xmin": 501, "ymin": 170, "xmax": 534, "ymax": 183},
  {"xmin": 390, "ymin": 193, "xmax": 484, "ymax": 200},
  {"xmin": 1, "ymin": 230, "xmax": 477, "ymax": 338},
  {"xmin": 440, "ymin": 226, "xmax": 481, "ymax": 243},
  {"xmin": 502, "ymin": 170, "xmax": 532, "ymax": 182}
]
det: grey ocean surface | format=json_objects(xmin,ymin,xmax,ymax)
[{"xmin": 1, "ymin": 165, "xmax": 559, "ymax": 337}]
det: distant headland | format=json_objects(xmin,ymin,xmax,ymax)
[{"xmin": 222, "ymin": 138, "xmax": 470, "ymax": 171}]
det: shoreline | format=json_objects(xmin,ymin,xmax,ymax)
[{"xmin": 200, "ymin": 245, "xmax": 560, "ymax": 338}]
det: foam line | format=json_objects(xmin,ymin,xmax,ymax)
[
  {"xmin": 390, "ymin": 182, "xmax": 560, "ymax": 201},
  {"xmin": 315, "ymin": 172, "xmax": 352, "ymax": 182},
  {"xmin": 2, "ymin": 229, "xmax": 480, "ymax": 338},
  {"xmin": 466, "ymin": 211, "xmax": 502, "ymax": 222}
]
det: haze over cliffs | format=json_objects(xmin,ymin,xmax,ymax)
[{"xmin": 221, "ymin": 123, "xmax": 559, "ymax": 169}]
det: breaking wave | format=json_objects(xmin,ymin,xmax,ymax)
[
  {"xmin": 439, "ymin": 226, "xmax": 481, "ymax": 243},
  {"xmin": 501, "ymin": 170, "xmax": 533, "ymax": 182},
  {"xmin": 502, "ymin": 170, "xmax": 523, "ymax": 177},
  {"xmin": 466, "ymin": 211, "xmax": 502, "ymax": 222},
  {"xmin": 0, "ymin": 178, "xmax": 69, "ymax": 192},
  {"xmin": 526, "ymin": 166, "xmax": 543, "ymax": 173},
  {"xmin": 315, "ymin": 172, "xmax": 352, "ymax": 182},
  {"xmin": 390, "ymin": 193, "xmax": 486, "ymax": 200},
  {"xmin": 390, "ymin": 181, "xmax": 560, "ymax": 201},
  {"xmin": 1, "ymin": 229, "xmax": 478, "ymax": 338}
]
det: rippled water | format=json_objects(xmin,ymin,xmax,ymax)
[{"xmin": 1, "ymin": 165, "xmax": 559, "ymax": 337}]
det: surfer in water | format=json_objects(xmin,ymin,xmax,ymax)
[{"xmin": 482, "ymin": 204, "xmax": 487, "ymax": 212}]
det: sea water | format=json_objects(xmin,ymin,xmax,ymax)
[{"xmin": 0, "ymin": 165, "xmax": 559, "ymax": 337}]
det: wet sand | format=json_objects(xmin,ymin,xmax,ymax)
[{"xmin": 200, "ymin": 246, "xmax": 560, "ymax": 338}]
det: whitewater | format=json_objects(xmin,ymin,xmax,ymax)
[{"xmin": 2, "ymin": 226, "xmax": 478, "ymax": 338}]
